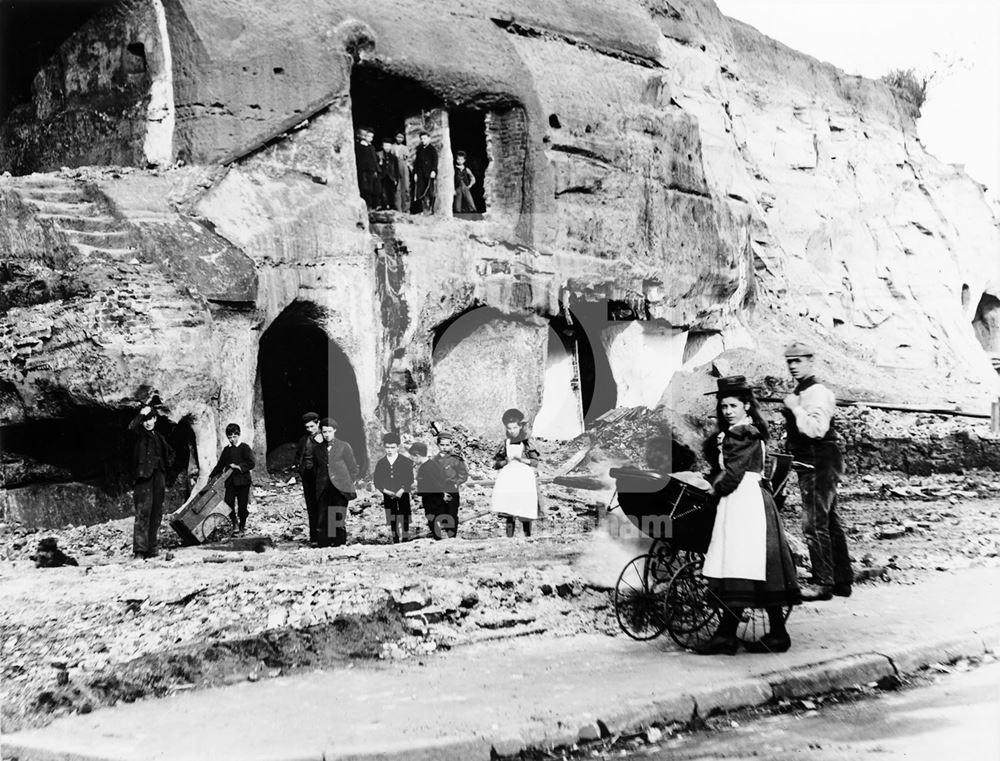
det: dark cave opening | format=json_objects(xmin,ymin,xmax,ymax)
[
  {"xmin": 449, "ymin": 108, "xmax": 489, "ymax": 214},
  {"xmin": 0, "ymin": 0, "xmax": 114, "ymax": 121},
  {"xmin": 258, "ymin": 301, "xmax": 368, "ymax": 473},
  {"xmin": 555, "ymin": 304, "xmax": 618, "ymax": 424},
  {"xmin": 0, "ymin": 406, "xmax": 194, "ymax": 497},
  {"xmin": 349, "ymin": 65, "xmax": 439, "ymax": 146}
]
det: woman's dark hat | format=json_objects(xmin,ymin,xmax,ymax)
[
  {"xmin": 705, "ymin": 375, "xmax": 754, "ymax": 397},
  {"xmin": 501, "ymin": 408, "xmax": 526, "ymax": 425}
]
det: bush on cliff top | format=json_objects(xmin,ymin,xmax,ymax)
[{"xmin": 881, "ymin": 67, "xmax": 930, "ymax": 109}]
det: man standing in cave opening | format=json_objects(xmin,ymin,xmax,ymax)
[
  {"xmin": 782, "ymin": 342, "xmax": 853, "ymax": 601},
  {"xmin": 128, "ymin": 394, "xmax": 175, "ymax": 559},
  {"xmin": 412, "ymin": 131, "xmax": 437, "ymax": 214},
  {"xmin": 355, "ymin": 126, "xmax": 380, "ymax": 209}
]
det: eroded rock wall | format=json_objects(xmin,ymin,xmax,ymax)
[{"xmin": 2, "ymin": 0, "xmax": 999, "ymax": 526}]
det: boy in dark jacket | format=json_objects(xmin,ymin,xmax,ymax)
[
  {"xmin": 434, "ymin": 433, "xmax": 469, "ymax": 539},
  {"xmin": 373, "ymin": 432, "xmax": 414, "ymax": 543},
  {"xmin": 409, "ymin": 441, "xmax": 449, "ymax": 540},
  {"xmin": 209, "ymin": 423, "xmax": 256, "ymax": 533},
  {"xmin": 313, "ymin": 418, "xmax": 359, "ymax": 547},
  {"xmin": 294, "ymin": 412, "xmax": 324, "ymax": 542},
  {"xmin": 129, "ymin": 397, "xmax": 175, "ymax": 559}
]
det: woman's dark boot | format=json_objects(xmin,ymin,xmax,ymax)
[
  {"xmin": 695, "ymin": 608, "xmax": 741, "ymax": 655},
  {"xmin": 744, "ymin": 607, "xmax": 792, "ymax": 653}
]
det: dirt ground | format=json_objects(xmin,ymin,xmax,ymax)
[{"xmin": 2, "ymin": 452, "xmax": 999, "ymax": 733}]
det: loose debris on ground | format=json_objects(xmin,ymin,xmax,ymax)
[{"xmin": 2, "ymin": 418, "xmax": 999, "ymax": 733}]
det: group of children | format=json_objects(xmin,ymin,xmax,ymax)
[
  {"xmin": 354, "ymin": 126, "xmax": 480, "ymax": 215},
  {"xmin": 203, "ymin": 407, "xmax": 542, "ymax": 547}
]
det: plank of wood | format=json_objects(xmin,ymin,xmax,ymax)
[
  {"xmin": 551, "ymin": 445, "xmax": 593, "ymax": 477},
  {"xmin": 758, "ymin": 396, "xmax": 989, "ymax": 419}
]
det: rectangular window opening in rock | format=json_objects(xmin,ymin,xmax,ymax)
[
  {"xmin": 349, "ymin": 65, "xmax": 442, "ymax": 215},
  {"xmin": 449, "ymin": 108, "xmax": 489, "ymax": 216}
]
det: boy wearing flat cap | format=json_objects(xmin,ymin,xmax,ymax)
[
  {"xmin": 373, "ymin": 432, "xmax": 415, "ymax": 542},
  {"xmin": 782, "ymin": 342, "xmax": 852, "ymax": 601}
]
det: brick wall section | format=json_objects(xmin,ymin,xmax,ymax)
[{"xmin": 485, "ymin": 107, "xmax": 528, "ymax": 217}]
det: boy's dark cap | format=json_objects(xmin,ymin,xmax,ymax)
[
  {"xmin": 382, "ymin": 432, "xmax": 400, "ymax": 445},
  {"xmin": 502, "ymin": 408, "xmax": 525, "ymax": 425},
  {"xmin": 301, "ymin": 412, "xmax": 320, "ymax": 424},
  {"xmin": 320, "ymin": 417, "xmax": 338, "ymax": 429},
  {"xmin": 455, "ymin": 150, "xmax": 467, "ymax": 158},
  {"xmin": 408, "ymin": 441, "xmax": 428, "ymax": 456},
  {"xmin": 140, "ymin": 408, "xmax": 158, "ymax": 421}
]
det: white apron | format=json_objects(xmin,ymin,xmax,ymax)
[
  {"xmin": 701, "ymin": 434, "xmax": 767, "ymax": 581},
  {"xmin": 490, "ymin": 442, "xmax": 539, "ymax": 520}
]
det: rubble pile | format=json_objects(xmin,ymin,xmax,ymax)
[
  {"xmin": 834, "ymin": 406, "xmax": 1000, "ymax": 475},
  {"xmin": 2, "ymin": 438, "xmax": 998, "ymax": 733}
]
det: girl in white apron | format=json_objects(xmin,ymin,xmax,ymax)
[
  {"xmin": 697, "ymin": 376, "xmax": 801, "ymax": 655},
  {"xmin": 491, "ymin": 408, "xmax": 540, "ymax": 537}
]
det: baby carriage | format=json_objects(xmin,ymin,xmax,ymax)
[{"xmin": 608, "ymin": 454, "xmax": 801, "ymax": 649}]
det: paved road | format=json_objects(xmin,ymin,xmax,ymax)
[{"xmin": 626, "ymin": 661, "xmax": 1000, "ymax": 760}]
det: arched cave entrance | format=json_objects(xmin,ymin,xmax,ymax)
[
  {"xmin": 258, "ymin": 301, "xmax": 367, "ymax": 473},
  {"xmin": 449, "ymin": 108, "xmax": 489, "ymax": 214},
  {"xmin": 566, "ymin": 302, "xmax": 619, "ymax": 423}
]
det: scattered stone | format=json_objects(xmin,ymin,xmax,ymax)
[
  {"xmin": 577, "ymin": 722, "xmax": 602, "ymax": 742},
  {"xmin": 875, "ymin": 673, "xmax": 902, "ymax": 691},
  {"xmin": 877, "ymin": 527, "xmax": 907, "ymax": 540}
]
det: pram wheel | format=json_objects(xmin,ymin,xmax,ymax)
[
  {"xmin": 614, "ymin": 554, "xmax": 669, "ymax": 641},
  {"xmin": 663, "ymin": 558, "xmax": 719, "ymax": 650},
  {"xmin": 664, "ymin": 558, "xmax": 793, "ymax": 650}
]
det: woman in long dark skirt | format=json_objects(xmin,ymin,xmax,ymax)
[{"xmin": 698, "ymin": 375, "xmax": 801, "ymax": 655}]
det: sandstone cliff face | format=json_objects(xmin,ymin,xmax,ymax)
[{"xmin": 1, "ymin": 0, "xmax": 998, "ymax": 526}]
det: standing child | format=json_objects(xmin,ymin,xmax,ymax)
[
  {"xmin": 434, "ymin": 432, "xmax": 469, "ymax": 538},
  {"xmin": 491, "ymin": 408, "xmax": 540, "ymax": 537},
  {"xmin": 453, "ymin": 150, "xmax": 477, "ymax": 213},
  {"xmin": 294, "ymin": 412, "xmax": 324, "ymax": 543},
  {"xmin": 373, "ymin": 433, "xmax": 415, "ymax": 542},
  {"xmin": 209, "ymin": 423, "xmax": 256, "ymax": 534},
  {"xmin": 313, "ymin": 418, "xmax": 359, "ymax": 547},
  {"xmin": 409, "ymin": 441, "xmax": 448, "ymax": 540}
]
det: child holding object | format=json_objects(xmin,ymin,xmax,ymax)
[
  {"xmin": 208, "ymin": 423, "xmax": 255, "ymax": 534},
  {"xmin": 491, "ymin": 408, "xmax": 540, "ymax": 537}
]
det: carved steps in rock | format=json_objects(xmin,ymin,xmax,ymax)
[
  {"xmin": 34, "ymin": 213, "xmax": 121, "ymax": 232},
  {"xmin": 55, "ymin": 229, "xmax": 133, "ymax": 249},
  {"xmin": 22, "ymin": 198, "xmax": 100, "ymax": 216},
  {"xmin": 14, "ymin": 187, "xmax": 90, "ymax": 204}
]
